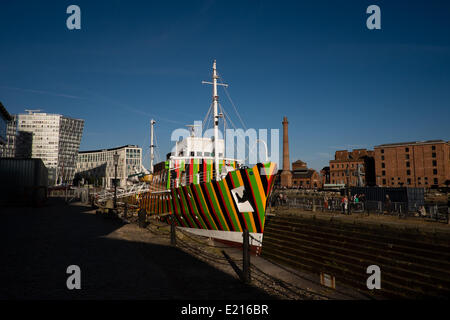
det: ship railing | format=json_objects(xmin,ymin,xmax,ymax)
[
  {"xmin": 94, "ymin": 182, "xmax": 150, "ymax": 204},
  {"xmin": 169, "ymin": 169, "xmax": 218, "ymax": 188}
]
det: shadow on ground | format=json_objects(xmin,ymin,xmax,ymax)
[{"xmin": 0, "ymin": 198, "xmax": 274, "ymax": 300}]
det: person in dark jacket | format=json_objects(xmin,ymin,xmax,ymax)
[{"xmin": 385, "ymin": 194, "xmax": 392, "ymax": 214}]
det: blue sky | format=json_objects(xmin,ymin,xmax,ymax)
[{"xmin": 1, "ymin": 0, "xmax": 449, "ymax": 171}]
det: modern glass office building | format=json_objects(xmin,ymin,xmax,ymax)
[
  {"xmin": 0, "ymin": 102, "xmax": 12, "ymax": 147},
  {"xmin": 1, "ymin": 114, "xmax": 34, "ymax": 159},
  {"xmin": 16, "ymin": 110, "xmax": 84, "ymax": 185}
]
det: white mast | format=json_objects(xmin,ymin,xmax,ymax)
[
  {"xmin": 150, "ymin": 119, "xmax": 156, "ymax": 173},
  {"xmin": 212, "ymin": 60, "xmax": 220, "ymax": 180},
  {"xmin": 202, "ymin": 60, "xmax": 228, "ymax": 180}
]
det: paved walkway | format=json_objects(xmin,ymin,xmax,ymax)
[{"xmin": 0, "ymin": 198, "xmax": 273, "ymax": 299}]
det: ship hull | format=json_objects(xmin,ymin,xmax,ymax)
[{"xmin": 138, "ymin": 162, "xmax": 277, "ymax": 251}]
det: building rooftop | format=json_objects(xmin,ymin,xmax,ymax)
[
  {"xmin": 374, "ymin": 140, "xmax": 448, "ymax": 148},
  {"xmin": 0, "ymin": 102, "xmax": 12, "ymax": 121},
  {"xmin": 292, "ymin": 169, "xmax": 316, "ymax": 179},
  {"xmin": 18, "ymin": 110, "xmax": 84, "ymax": 122},
  {"xmin": 79, "ymin": 145, "xmax": 140, "ymax": 154}
]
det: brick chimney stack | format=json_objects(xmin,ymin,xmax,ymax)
[{"xmin": 280, "ymin": 116, "xmax": 292, "ymax": 187}]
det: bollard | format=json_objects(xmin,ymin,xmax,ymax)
[
  {"xmin": 170, "ymin": 217, "xmax": 176, "ymax": 246},
  {"xmin": 124, "ymin": 202, "xmax": 128, "ymax": 219},
  {"xmin": 242, "ymin": 229, "xmax": 251, "ymax": 284},
  {"xmin": 138, "ymin": 209, "xmax": 146, "ymax": 228}
]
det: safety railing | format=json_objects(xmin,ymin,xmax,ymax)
[{"xmin": 270, "ymin": 195, "xmax": 449, "ymax": 223}]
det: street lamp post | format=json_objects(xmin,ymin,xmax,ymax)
[
  {"xmin": 346, "ymin": 167, "xmax": 351, "ymax": 215},
  {"xmin": 113, "ymin": 152, "xmax": 119, "ymax": 210}
]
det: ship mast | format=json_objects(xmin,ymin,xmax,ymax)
[
  {"xmin": 150, "ymin": 119, "xmax": 156, "ymax": 173},
  {"xmin": 202, "ymin": 60, "xmax": 228, "ymax": 180},
  {"xmin": 212, "ymin": 61, "xmax": 220, "ymax": 180}
]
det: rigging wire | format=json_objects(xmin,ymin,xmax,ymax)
[
  {"xmin": 217, "ymin": 72, "xmax": 247, "ymax": 130},
  {"xmin": 202, "ymin": 102, "xmax": 214, "ymax": 131},
  {"xmin": 153, "ymin": 127, "xmax": 161, "ymax": 164}
]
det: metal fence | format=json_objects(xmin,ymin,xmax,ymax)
[{"xmin": 270, "ymin": 196, "xmax": 449, "ymax": 223}]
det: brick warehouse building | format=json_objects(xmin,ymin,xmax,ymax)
[
  {"xmin": 374, "ymin": 140, "xmax": 450, "ymax": 188},
  {"xmin": 329, "ymin": 149, "xmax": 376, "ymax": 187},
  {"xmin": 291, "ymin": 160, "xmax": 322, "ymax": 189}
]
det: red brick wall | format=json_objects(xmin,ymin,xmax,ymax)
[
  {"xmin": 329, "ymin": 160, "xmax": 365, "ymax": 186},
  {"xmin": 374, "ymin": 142, "xmax": 449, "ymax": 187}
]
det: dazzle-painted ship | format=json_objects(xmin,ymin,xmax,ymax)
[{"xmin": 137, "ymin": 61, "xmax": 277, "ymax": 252}]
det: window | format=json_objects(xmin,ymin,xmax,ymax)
[
  {"xmin": 432, "ymin": 152, "xmax": 436, "ymax": 158},
  {"xmin": 381, "ymin": 155, "xmax": 385, "ymax": 161},
  {"xmin": 405, "ymin": 147, "xmax": 409, "ymax": 152},
  {"xmin": 407, "ymin": 169, "xmax": 411, "ymax": 175},
  {"xmin": 331, "ymin": 164, "xmax": 334, "ymax": 169},
  {"xmin": 196, "ymin": 152, "xmax": 202, "ymax": 156},
  {"xmin": 381, "ymin": 149, "xmax": 384, "ymax": 154},
  {"xmin": 406, "ymin": 154, "xmax": 409, "ymax": 160},
  {"xmin": 433, "ymin": 169, "xmax": 437, "ymax": 175},
  {"xmin": 432, "ymin": 160, "xmax": 437, "ymax": 166},
  {"xmin": 190, "ymin": 152, "xmax": 195, "ymax": 156},
  {"xmin": 381, "ymin": 163, "xmax": 385, "ymax": 168},
  {"xmin": 382, "ymin": 179, "xmax": 386, "ymax": 185},
  {"xmin": 434, "ymin": 178, "xmax": 438, "ymax": 185},
  {"xmin": 406, "ymin": 161, "xmax": 410, "ymax": 167},
  {"xmin": 382, "ymin": 170, "xmax": 386, "ymax": 176},
  {"xmin": 432, "ymin": 145, "xmax": 436, "ymax": 151},
  {"xmin": 407, "ymin": 178, "xmax": 411, "ymax": 185}
]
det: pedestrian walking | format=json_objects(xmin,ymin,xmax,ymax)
[
  {"xmin": 324, "ymin": 195, "xmax": 328, "ymax": 212},
  {"xmin": 344, "ymin": 196, "xmax": 350, "ymax": 214}
]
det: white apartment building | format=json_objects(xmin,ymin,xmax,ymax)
[
  {"xmin": 75, "ymin": 145, "xmax": 143, "ymax": 188},
  {"xmin": 16, "ymin": 110, "xmax": 84, "ymax": 185}
]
